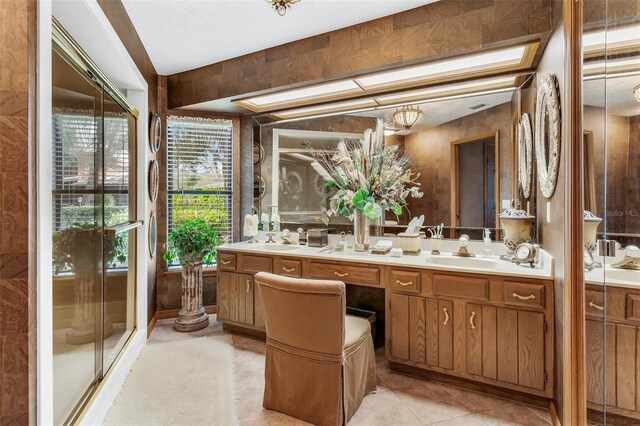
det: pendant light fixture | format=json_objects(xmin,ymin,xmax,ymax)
[
  {"xmin": 634, "ymin": 84, "xmax": 640, "ymax": 102},
  {"xmin": 393, "ymin": 105, "xmax": 424, "ymax": 130},
  {"xmin": 266, "ymin": 0, "xmax": 300, "ymax": 16}
]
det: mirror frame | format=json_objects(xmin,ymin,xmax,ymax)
[
  {"xmin": 518, "ymin": 112, "xmax": 533, "ymax": 199},
  {"xmin": 534, "ymin": 73, "xmax": 561, "ymax": 199}
]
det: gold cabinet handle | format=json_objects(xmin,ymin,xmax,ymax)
[
  {"xmin": 443, "ymin": 308, "xmax": 449, "ymax": 326},
  {"xmin": 588, "ymin": 301, "xmax": 604, "ymax": 311},
  {"xmin": 282, "ymin": 266, "xmax": 296, "ymax": 273},
  {"xmin": 246, "ymin": 279, "xmax": 251, "ymax": 293},
  {"xmin": 334, "ymin": 271, "xmax": 349, "ymax": 278},
  {"xmin": 512, "ymin": 292, "xmax": 536, "ymax": 301},
  {"xmin": 469, "ymin": 311, "xmax": 477, "ymax": 330},
  {"xmin": 396, "ymin": 280, "xmax": 413, "ymax": 287},
  {"xmin": 220, "ymin": 259, "xmax": 231, "ymax": 265}
]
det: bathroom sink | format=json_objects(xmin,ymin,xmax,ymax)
[
  {"xmin": 249, "ymin": 243, "xmax": 300, "ymax": 251},
  {"xmin": 604, "ymin": 268, "xmax": 640, "ymax": 282},
  {"xmin": 425, "ymin": 256, "xmax": 500, "ymax": 269}
]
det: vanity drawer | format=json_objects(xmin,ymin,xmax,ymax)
[
  {"xmin": 626, "ymin": 295, "xmax": 640, "ymax": 322},
  {"xmin": 278, "ymin": 259, "xmax": 302, "ymax": 277},
  {"xmin": 242, "ymin": 255, "xmax": 273, "ymax": 273},
  {"xmin": 585, "ymin": 289, "xmax": 605, "ymax": 318},
  {"xmin": 390, "ymin": 270, "xmax": 421, "ymax": 293},
  {"xmin": 218, "ymin": 253, "xmax": 236, "ymax": 270},
  {"xmin": 308, "ymin": 261, "xmax": 380, "ymax": 287},
  {"xmin": 503, "ymin": 281, "xmax": 545, "ymax": 310},
  {"xmin": 433, "ymin": 274, "xmax": 489, "ymax": 301}
]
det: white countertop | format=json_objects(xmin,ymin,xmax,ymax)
[
  {"xmin": 218, "ymin": 233, "xmax": 554, "ymax": 280},
  {"xmin": 584, "ymin": 254, "xmax": 640, "ymax": 289}
]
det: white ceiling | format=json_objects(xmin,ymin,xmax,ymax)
[
  {"xmin": 121, "ymin": 0, "xmax": 438, "ymax": 75},
  {"xmin": 584, "ymin": 74, "xmax": 640, "ymax": 117}
]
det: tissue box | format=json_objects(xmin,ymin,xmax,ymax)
[
  {"xmin": 307, "ymin": 228, "xmax": 329, "ymax": 247},
  {"xmin": 396, "ymin": 232, "xmax": 422, "ymax": 253}
]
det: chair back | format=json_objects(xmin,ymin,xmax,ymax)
[{"xmin": 254, "ymin": 272, "xmax": 346, "ymax": 356}]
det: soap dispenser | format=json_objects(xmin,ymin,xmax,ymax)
[{"xmin": 483, "ymin": 228, "xmax": 493, "ymax": 257}]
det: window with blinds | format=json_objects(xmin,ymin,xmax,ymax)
[{"xmin": 167, "ymin": 116, "xmax": 233, "ymax": 252}]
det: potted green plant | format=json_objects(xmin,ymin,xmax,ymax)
[
  {"xmin": 163, "ymin": 219, "xmax": 222, "ymax": 332},
  {"xmin": 52, "ymin": 222, "xmax": 125, "ymax": 344}
]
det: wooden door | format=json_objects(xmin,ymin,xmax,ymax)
[{"xmin": 439, "ymin": 300, "xmax": 454, "ymax": 370}]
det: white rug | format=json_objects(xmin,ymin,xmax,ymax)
[{"xmin": 103, "ymin": 335, "xmax": 238, "ymax": 426}]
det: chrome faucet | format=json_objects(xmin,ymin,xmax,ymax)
[
  {"xmin": 453, "ymin": 234, "xmax": 475, "ymax": 257},
  {"xmin": 612, "ymin": 245, "xmax": 640, "ymax": 270},
  {"xmin": 265, "ymin": 233, "xmax": 276, "ymax": 244}
]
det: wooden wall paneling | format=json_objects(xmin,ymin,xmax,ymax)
[
  {"xmin": 466, "ymin": 303, "xmax": 483, "ymax": 376},
  {"xmin": 497, "ymin": 308, "xmax": 519, "ymax": 384},
  {"xmin": 482, "ymin": 305, "xmax": 498, "ymax": 380},
  {"xmin": 166, "ymin": 0, "xmax": 553, "ymax": 109},
  {"xmin": 438, "ymin": 300, "xmax": 454, "ymax": 370},
  {"xmin": 425, "ymin": 298, "xmax": 439, "ymax": 367},
  {"xmin": 518, "ymin": 310, "xmax": 545, "ymax": 390},
  {"xmin": 616, "ymin": 324, "xmax": 636, "ymax": 411},
  {"xmin": 409, "ymin": 296, "xmax": 426, "ymax": 364},
  {"xmin": 390, "ymin": 293, "xmax": 409, "ymax": 360}
]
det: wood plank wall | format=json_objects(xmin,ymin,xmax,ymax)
[
  {"xmin": 166, "ymin": 0, "xmax": 553, "ymax": 109},
  {"xmin": 0, "ymin": 0, "xmax": 37, "ymax": 423}
]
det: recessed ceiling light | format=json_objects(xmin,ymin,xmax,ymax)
[
  {"xmin": 271, "ymin": 98, "xmax": 378, "ymax": 120},
  {"xmin": 375, "ymin": 76, "xmax": 517, "ymax": 105},
  {"xmin": 355, "ymin": 44, "xmax": 535, "ymax": 91},
  {"xmin": 584, "ymin": 24, "xmax": 640, "ymax": 57},
  {"xmin": 235, "ymin": 80, "xmax": 362, "ymax": 112}
]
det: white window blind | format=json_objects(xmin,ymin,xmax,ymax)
[{"xmin": 167, "ymin": 116, "xmax": 233, "ymax": 246}]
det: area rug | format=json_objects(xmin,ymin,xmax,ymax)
[{"xmin": 103, "ymin": 335, "xmax": 238, "ymax": 426}]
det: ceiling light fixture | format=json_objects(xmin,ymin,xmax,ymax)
[
  {"xmin": 634, "ymin": 84, "xmax": 640, "ymax": 103},
  {"xmin": 266, "ymin": 0, "xmax": 300, "ymax": 16},
  {"xmin": 271, "ymin": 98, "xmax": 378, "ymax": 120},
  {"xmin": 584, "ymin": 24, "xmax": 640, "ymax": 58},
  {"xmin": 393, "ymin": 105, "xmax": 423, "ymax": 130}
]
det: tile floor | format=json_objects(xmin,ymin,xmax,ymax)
[{"xmin": 151, "ymin": 316, "xmax": 552, "ymax": 425}]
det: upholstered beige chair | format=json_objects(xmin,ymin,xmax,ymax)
[{"xmin": 254, "ymin": 272, "xmax": 377, "ymax": 426}]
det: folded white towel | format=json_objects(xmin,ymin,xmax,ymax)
[{"xmin": 243, "ymin": 214, "xmax": 258, "ymax": 237}]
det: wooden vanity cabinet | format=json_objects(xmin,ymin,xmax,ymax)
[
  {"xmin": 217, "ymin": 271, "xmax": 255, "ymax": 326},
  {"xmin": 585, "ymin": 284, "xmax": 640, "ymax": 421},
  {"xmin": 386, "ymin": 269, "xmax": 553, "ymax": 398}
]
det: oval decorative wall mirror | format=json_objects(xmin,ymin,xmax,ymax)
[
  {"xmin": 148, "ymin": 160, "xmax": 159, "ymax": 202},
  {"xmin": 148, "ymin": 211, "xmax": 157, "ymax": 259},
  {"xmin": 149, "ymin": 113, "xmax": 161, "ymax": 154},
  {"xmin": 254, "ymin": 174, "xmax": 266, "ymax": 200},
  {"xmin": 253, "ymin": 143, "xmax": 265, "ymax": 165},
  {"xmin": 534, "ymin": 73, "xmax": 561, "ymax": 198},
  {"xmin": 518, "ymin": 112, "xmax": 533, "ymax": 199}
]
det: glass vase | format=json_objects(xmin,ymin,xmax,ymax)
[{"xmin": 354, "ymin": 210, "xmax": 370, "ymax": 252}]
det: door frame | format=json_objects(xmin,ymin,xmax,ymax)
[{"xmin": 450, "ymin": 130, "xmax": 501, "ymax": 230}]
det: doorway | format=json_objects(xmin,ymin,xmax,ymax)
[
  {"xmin": 451, "ymin": 131, "xmax": 500, "ymax": 239},
  {"xmin": 51, "ymin": 25, "xmax": 140, "ymax": 424}
]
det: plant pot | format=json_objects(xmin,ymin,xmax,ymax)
[
  {"xmin": 354, "ymin": 210, "xmax": 370, "ymax": 252},
  {"xmin": 175, "ymin": 256, "xmax": 209, "ymax": 332}
]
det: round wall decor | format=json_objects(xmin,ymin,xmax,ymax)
[
  {"xmin": 534, "ymin": 73, "xmax": 561, "ymax": 199},
  {"xmin": 149, "ymin": 114, "xmax": 161, "ymax": 153},
  {"xmin": 253, "ymin": 143, "xmax": 265, "ymax": 165},
  {"xmin": 148, "ymin": 160, "xmax": 159, "ymax": 202},
  {"xmin": 254, "ymin": 174, "xmax": 266, "ymax": 200},
  {"xmin": 148, "ymin": 211, "xmax": 157, "ymax": 259},
  {"xmin": 518, "ymin": 113, "xmax": 533, "ymax": 199}
]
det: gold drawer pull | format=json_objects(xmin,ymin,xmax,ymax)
[
  {"xmin": 220, "ymin": 259, "xmax": 231, "ymax": 265},
  {"xmin": 246, "ymin": 279, "xmax": 250, "ymax": 293},
  {"xmin": 589, "ymin": 301, "xmax": 604, "ymax": 311},
  {"xmin": 396, "ymin": 280, "xmax": 413, "ymax": 287},
  {"xmin": 469, "ymin": 311, "xmax": 476, "ymax": 330},
  {"xmin": 282, "ymin": 266, "xmax": 296, "ymax": 273},
  {"xmin": 334, "ymin": 271, "xmax": 349, "ymax": 278},
  {"xmin": 443, "ymin": 308, "xmax": 449, "ymax": 326},
  {"xmin": 512, "ymin": 292, "xmax": 536, "ymax": 301}
]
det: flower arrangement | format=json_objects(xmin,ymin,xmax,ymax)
[{"xmin": 311, "ymin": 118, "xmax": 423, "ymax": 221}]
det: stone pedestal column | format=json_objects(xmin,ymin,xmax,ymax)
[
  {"xmin": 66, "ymin": 266, "xmax": 113, "ymax": 345},
  {"xmin": 175, "ymin": 257, "xmax": 209, "ymax": 332}
]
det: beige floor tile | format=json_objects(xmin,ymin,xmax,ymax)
[
  {"xmin": 240, "ymin": 409, "xmax": 313, "ymax": 425},
  {"xmin": 524, "ymin": 403, "xmax": 552, "ymax": 424},
  {"xmin": 476, "ymin": 402, "xmax": 551, "ymax": 426},
  {"xmin": 393, "ymin": 382, "xmax": 471, "ymax": 424},
  {"xmin": 439, "ymin": 382, "xmax": 513, "ymax": 413},
  {"xmin": 429, "ymin": 413, "xmax": 486, "ymax": 425},
  {"xmin": 348, "ymin": 391, "xmax": 422, "ymax": 426},
  {"xmin": 376, "ymin": 362, "xmax": 435, "ymax": 390}
]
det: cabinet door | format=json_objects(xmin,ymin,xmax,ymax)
[
  {"xmin": 438, "ymin": 300, "xmax": 454, "ymax": 370},
  {"xmin": 217, "ymin": 272, "xmax": 254, "ymax": 325},
  {"xmin": 466, "ymin": 304, "xmax": 484, "ymax": 376},
  {"xmin": 254, "ymin": 280, "xmax": 265, "ymax": 329},
  {"xmin": 497, "ymin": 308, "xmax": 519, "ymax": 384},
  {"xmin": 585, "ymin": 319, "xmax": 617, "ymax": 407},
  {"xmin": 390, "ymin": 294, "xmax": 410, "ymax": 360},
  {"xmin": 517, "ymin": 310, "xmax": 545, "ymax": 390}
]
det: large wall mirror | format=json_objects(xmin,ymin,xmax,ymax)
[{"xmin": 255, "ymin": 74, "xmax": 537, "ymax": 240}]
